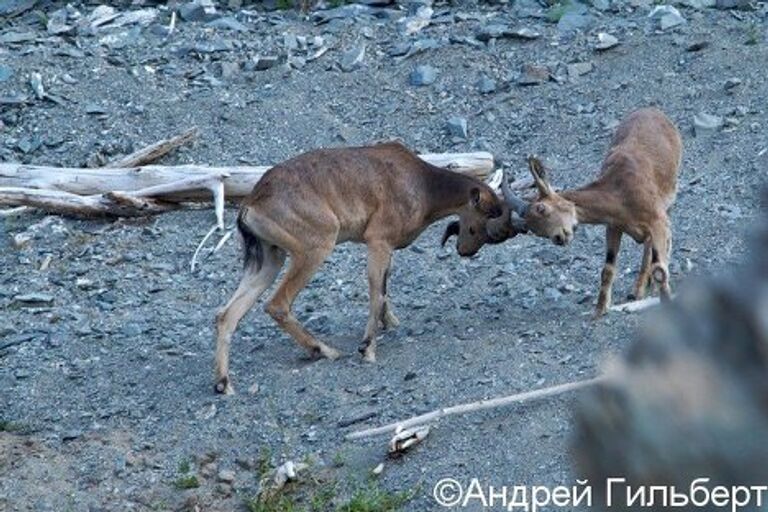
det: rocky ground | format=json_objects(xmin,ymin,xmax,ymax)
[{"xmin": 1, "ymin": 0, "xmax": 767, "ymax": 510}]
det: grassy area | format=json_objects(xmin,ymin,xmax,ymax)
[{"xmin": 246, "ymin": 479, "xmax": 416, "ymax": 512}]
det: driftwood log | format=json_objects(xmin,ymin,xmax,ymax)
[
  {"xmin": 573, "ymin": 194, "xmax": 768, "ymax": 507},
  {"xmin": 0, "ymin": 151, "xmax": 495, "ymax": 208}
]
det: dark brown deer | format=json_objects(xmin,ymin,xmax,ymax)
[
  {"xmin": 499, "ymin": 108, "xmax": 682, "ymax": 317},
  {"xmin": 214, "ymin": 141, "xmax": 523, "ymax": 394}
]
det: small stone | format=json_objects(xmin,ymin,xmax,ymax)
[
  {"xmin": 558, "ymin": 11, "xmax": 594, "ymax": 34},
  {"xmin": 0, "ymin": 65, "xmax": 12, "ymax": 82},
  {"xmin": 217, "ymin": 469, "xmax": 236, "ymax": 484},
  {"xmin": 85, "ymin": 103, "xmax": 107, "ymax": 115},
  {"xmin": 179, "ymin": 2, "xmax": 210, "ymax": 22},
  {"xmin": 16, "ymin": 135, "xmax": 42, "ymax": 154},
  {"xmin": 252, "ymin": 55, "xmax": 279, "ymax": 71},
  {"xmin": 518, "ymin": 64, "xmax": 550, "ymax": 85},
  {"xmin": 340, "ymin": 45, "xmax": 365, "ymax": 72},
  {"xmin": 219, "ymin": 61, "xmax": 240, "ymax": 79},
  {"xmin": 205, "ymin": 17, "xmax": 249, "ymax": 32},
  {"xmin": 200, "ymin": 462, "xmax": 217, "ymax": 478},
  {"xmin": 12, "ymin": 232, "xmax": 32, "ymax": 248},
  {"xmin": 14, "ymin": 369, "xmax": 31, "ymax": 379},
  {"xmin": 724, "ymin": 77, "xmax": 742, "ymax": 90},
  {"xmin": 62, "ymin": 430, "xmax": 83, "ymax": 442},
  {"xmin": 510, "ymin": 27, "xmax": 541, "ymax": 40},
  {"xmin": 567, "ymin": 61, "xmax": 594, "ymax": 78},
  {"xmin": 476, "ymin": 24, "xmax": 509, "ymax": 42},
  {"xmin": 476, "ymin": 75, "xmax": 496, "ymax": 94},
  {"xmin": 283, "ymin": 33, "xmax": 299, "ymax": 51},
  {"xmin": 76, "ymin": 278, "xmax": 95, "ymax": 290},
  {"xmin": 13, "ymin": 293, "xmax": 54, "ymax": 306},
  {"xmin": 409, "ymin": 65, "xmax": 437, "ymax": 86},
  {"xmin": 29, "ymin": 73, "xmax": 44, "ymax": 100},
  {"xmin": 686, "ymin": 41, "xmax": 710, "ymax": 52},
  {"xmin": 693, "ymin": 112, "xmax": 724, "ymax": 136},
  {"xmin": 337, "ymin": 409, "xmax": 379, "ymax": 427},
  {"xmin": 715, "ymin": 0, "xmax": 750, "ymax": 9},
  {"xmin": 477, "ymin": 24, "xmax": 540, "ymax": 42},
  {"xmin": 47, "ymin": 8, "xmax": 74, "ymax": 35},
  {"xmin": 649, "ymin": 6, "xmax": 686, "ymax": 30},
  {"xmin": 594, "ymin": 32, "xmax": 619, "ymax": 51},
  {"xmin": 446, "ymin": 116, "xmax": 468, "ymax": 139}
]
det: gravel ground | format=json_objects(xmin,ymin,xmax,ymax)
[{"xmin": 1, "ymin": 0, "xmax": 767, "ymax": 510}]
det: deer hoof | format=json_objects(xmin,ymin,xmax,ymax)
[
  {"xmin": 358, "ymin": 341, "xmax": 376, "ymax": 362},
  {"xmin": 319, "ymin": 345, "xmax": 341, "ymax": 360},
  {"xmin": 383, "ymin": 312, "xmax": 400, "ymax": 329},
  {"xmin": 215, "ymin": 376, "xmax": 234, "ymax": 395}
]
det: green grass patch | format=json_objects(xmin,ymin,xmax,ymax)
[
  {"xmin": 173, "ymin": 475, "xmax": 200, "ymax": 490},
  {"xmin": 546, "ymin": 0, "xmax": 571, "ymax": 22},
  {"xmin": 0, "ymin": 420, "xmax": 26, "ymax": 433},
  {"xmin": 337, "ymin": 484, "xmax": 414, "ymax": 512}
]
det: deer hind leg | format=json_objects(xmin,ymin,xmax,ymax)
[
  {"xmin": 630, "ymin": 240, "xmax": 653, "ymax": 301},
  {"xmin": 650, "ymin": 219, "xmax": 673, "ymax": 301},
  {"xmin": 214, "ymin": 245, "xmax": 286, "ymax": 395},
  {"xmin": 265, "ymin": 245, "xmax": 341, "ymax": 361},
  {"xmin": 595, "ymin": 226, "xmax": 623, "ymax": 317},
  {"xmin": 381, "ymin": 258, "xmax": 400, "ymax": 330},
  {"xmin": 360, "ymin": 242, "xmax": 394, "ymax": 363}
]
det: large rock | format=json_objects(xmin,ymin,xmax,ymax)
[{"xmin": 574, "ymin": 196, "xmax": 768, "ymax": 507}]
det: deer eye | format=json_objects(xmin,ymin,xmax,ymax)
[{"xmin": 469, "ymin": 227, "xmax": 476, "ymax": 235}]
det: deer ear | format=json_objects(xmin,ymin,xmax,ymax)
[
  {"xmin": 528, "ymin": 156, "xmax": 553, "ymax": 197},
  {"xmin": 469, "ymin": 187, "xmax": 481, "ymax": 207}
]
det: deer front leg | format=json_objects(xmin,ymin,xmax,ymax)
[
  {"xmin": 360, "ymin": 242, "xmax": 393, "ymax": 362},
  {"xmin": 265, "ymin": 246, "xmax": 341, "ymax": 361},
  {"xmin": 595, "ymin": 226, "xmax": 623, "ymax": 317}
]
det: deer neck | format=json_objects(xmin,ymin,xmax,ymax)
[
  {"xmin": 423, "ymin": 167, "xmax": 476, "ymax": 221},
  {"xmin": 561, "ymin": 185, "xmax": 622, "ymax": 225}
]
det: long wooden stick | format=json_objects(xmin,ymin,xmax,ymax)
[
  {"xmin": 106, "ymin": 127, "xmax": 198, "ymax": 168},
  {"xmin": 345, "ymin": 376, "xmax": 604, "ymax": 440},
  {"xmin": 0, "ymin": 187, "xmax": 177, "ymax": 217}
]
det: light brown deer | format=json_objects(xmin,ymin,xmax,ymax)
[
  {"xmin": 499, "ymin": 108, "xmax": 682, "ymax": 317},
  {"xmin": 214, "ymin": 141, "xmax": 523, "ymax": 394}
]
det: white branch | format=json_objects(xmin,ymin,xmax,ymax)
[
  {"xmin": 609, "ymin": 296, "xmax": 665, "ymax": 313},
  {"xmin": 345, "ymin": 376, "xmax": 604, "ymax": 440}
]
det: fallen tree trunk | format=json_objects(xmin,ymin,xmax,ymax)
[{"xmin": 0, "ymin": 151, "xmax": 495, "ymax": 203}]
